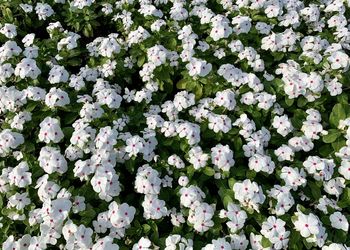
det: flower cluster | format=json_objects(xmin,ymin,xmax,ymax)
[{"xmin": 0, "ymin": 0, "xmax": 350, "ymax": 249}]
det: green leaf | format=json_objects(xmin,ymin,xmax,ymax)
[
  {"xmin": 126, "ymin": 226, "xmax": 138, "ymax": 236},
  {"xmin": 222, "ymin": 195, "xmax": 233, "ymax": 208},
  {"xmin": 149, "ymin": 221, "xmax": 159, "ymax": 243},
  {"xmin": 180, "ymin": 140, "xmax": 189, "ymax": 152},
  {"xmin": 218, "ymin": 188, "xmax": 234, "ymax": 208},
  {"xmin": 3, "ymin": 8, "xmax": 13, "ymax": 22},
  {"xmin": 337, "ymin": 93, "xmax": 348, "ymax": 104},
  {"xmin": 67, "ymin": 58, "xmax": 82, "ymax": 66},
  {"xmin": 247, "ymin": 170, "xmax": 256, "ymax": 179},
  {"xmin": 22, "ymin": 141, "xmax": 35, "ymax": 153},
  {"xmin": 176, "ymin": 79, "xmax": 187, "ymax": 89},
  {"xmin": 137, "ymin": 56, "xmax": 145, "ymax": 67},
  {"xmin": 338, "ymin": 188, "xmax": 350, "ymax": 208},
  {"xmin": 285, "ymin": 97, "xmax": 294, "ymax": 107},
  {"xmin": 80, "ymin": 206, "xmax": 96, "ymax": 219},
  {"xmin": 167, "ymin": 38, "xmax": 177, "ymax": 50},
  {"xmin": 333, "ymin": 229, "xmax": 348, "ymax": 243},
  {"xmin": 157, "ymin": 67, "xmax": 171, "ymax": 82},
  {"xmin": 302, "ymin": 239, "xmax": 315, "ymax": 249},
  {"xmin": 322, "ymin": 129, "xmax": 341, "ymax": 143},
  {"xmin": 232, "ymin": 136, "xmax": 243, "ymax": 152},
  {"xmin": 308, "ymin": 181, "xmax": 322, "ymax": 200},
  {"xmin": 186, "ymin": 165, "xmax": 195, "ymax": 178},
  {"xmin": 289, "ymin": 230, "xmax": 301, "ymax": 250},
  {"xmin": 320, "ymin": 215, "xmax": 331, "ymax": 226},
  {"xmin": 0, "ymin": 194, "xmax": 3, "ymax": 209},
  {"xmin": 318, "ymin": 144, "xmax": 333, "ymax": 157},
  {"xmin": 125, "ymin": 159, "xmax": 135, "ymax": 173},
  {"xmin": 25, "ymin": 101, "xmax": 38, "ymax": 112},
  {"xmin": 194, "ymin": 84, "xmax": 203, "ymax": 100},
  {"xmin": 203, "ymin": 166, "xmax": 215, "ymax": 176},
  {"xmin": 83, "ymin": 23, "xmax": 93, "ymax": 37},
  {"xmin": 291, "ymin": 109, "xmax": 305, "ymax": 129},
  {"xmin": 142, "ymin": 224, "xmax": 151, "ymax": 234},
  {"xmin": 297, "ymin": 97, "xmax": 308, "ymax": 108},
  {"xmin": 332, "ymin": 138, "xmax": 346, "ymax": 152},
  {"xmin": 62, "ymin": 127, "xmax": 74, "ymax": 138},
  {"xmin": 228, "ymin": 178, "xmax": 236, "ymax": 189},
  {"xmin": 261, "ymin": 237, "xmax": 272, "ymax": 248},
  {"xmin": 329, "ymin": 104, "xmax": 347, "ymax": 128},
  {"xmin": 64, "ymin": 113, "xmax": 79, "ymax": 125}
]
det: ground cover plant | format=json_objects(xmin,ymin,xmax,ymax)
[{"xmin": 0, "ymin": 0, "xmax": 350, "ymax": 249}]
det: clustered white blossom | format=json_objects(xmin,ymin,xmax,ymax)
[{"xmin": 0, "ymin": 0, "xmax": 350, "ymax": 249}]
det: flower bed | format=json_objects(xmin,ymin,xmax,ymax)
[{"xmin": 0, "ymin": 0, "xmax": 350, "ymax": 249}]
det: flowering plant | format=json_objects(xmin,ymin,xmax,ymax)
[{"xmin": 0, "ymin": 0, "xmax": 350, "ymax": 249}]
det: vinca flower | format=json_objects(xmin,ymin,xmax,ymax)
[{"xmin": 0, "ymin": 0, "xmax": 350, "ymax": 249}]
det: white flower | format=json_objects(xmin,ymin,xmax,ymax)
[
  {"xmin": 0, "ymin": 63, "xmax": 14, "ymax": 83},
  {"xmin": 168, "ymin": 154, "xmax": 185, "ymax": 169},
  {"xmin": 274, "ymin": 144, "xmax": 294, "ymax": 162},
  {"xmin": 92, "ymin": 236, "xmax": 119, "ymax": 250},
  {"xmin": 186, "ymin": 58, "xmax": 212, "ymax": 77},
  {"xmin": 14, "ymin": 58, "xmax": 41, "ymax": 79},
  {"xmin": 261, "ymin": 216, "xmax": 286, "ymax": 241},
  {"xmin": 10, "ymin": 111, "xmax": 31, "ymax": 130},
  {"xmin": 328, "ymin": 51, "xmax": 349, "ymax": 70},
  {"xmin": 142, "ymin": 194, "xmax": 167, "ymax": 219},
  {"xmin": 108, "ymin": 201, "xmax": 136, "ymax": 229},
  {"xmin": 29, "ymin": 236, "xmax": 47, "ymax": 250},
  {"xmin": 256, "ymin": 92, "xmax": 276, "ymax": 110},
  {"xmin": 249, "ymin": 153, "xmax": 275, "ymax": 173},
  {"xmin": 170, "ymin": 213, "xmax": 185, "ymax": 227},
  {"xmin": 329, "ymin": 212, "xmax": 349, "ymax": 231},
  {"xmin": 135, "ymin": 165, "xmax": 161, "ymax": 195},
  {"xmin": 180, "ymin": 185, "xmax": 205, "ymax": 208},
  {"xmin": 339, "ymin": 160, "xmax": 350, "ymax": 180},
  {"xmin": 75, "ymin": 225, "xmax": 93, "ymax": 249},
  {"xmin": 188, "ymin": 146, "xmax": 209, "ymax": 169},
  {"xmin": 233, "ymin": 179, "xmax": 265, "ymax": 211},
  {"xmin": 173, "ymin": 91, "xmax": 195, "ymax": 111},
  {"xmin": 20, "ymin": 4, "xmax": 33, "ymax": 13},
  {"xmin": 125, "ymin": 135, "xmax": 144, "ymax": 157},
  {"xmin": 72, "ymin": 196, "xmax": 86, "ymax": 213},
  {"xmin": 45, "ymin": 87, "xmax": 70, "ymax": 108},
  {"xmin": 280, "ymin": 166, "xmax": 306, "ymax": 190},
  {"xmin": 48, "ymin": 65, "xmax": 69, "ymax": 84},
  {"xmin": 38, "ymin": 146, "xmax": 67, "ymax": 174},
  {"xmin": 214, "ymin": 89, "xmax": 236, "ymax": 110},
  {"xmin": 232, "ymin": 16, "xmax": 252, "ymax": 34},
  {"xmin": 8, "ymin": 192, "xmax": 31, "ymax": 210},
  {"xmin": 230, "ymin": 234, "xmax": 249, "ymax": 249},
  {"xmin": 35, "ymin": 3, "xmax": 54, "ymax": 20},
  {"xmin": 210, "ymin": 16, "xmax": 232, "ymax": 41},
  {"xmin": 323, "ymin": 177, "xmax": 345, "ymax": 197},
  {"xmin": 272, "ymin": 115, "xmax": 293, "ymax": 137},
  {"xmin": 47, "ymin": 198, "xmax": 72, "ymax": 222},
  {"xmin": 322, "ymin": 243, "xmax": 349, "ymax": 250},
  {"xmin": 0, "ymin": 23, "xmax": 17, "ymax": 39},
  {"xmin": 293, "ymin": 212, "xmax": 320, "ymax": 238},
  {"xmin": 71, "ymin": 0, "xmax": 95, "ymax": 9},
  {"xmin": 188, "ymin": 202, "xmax": 214, "ymax": 232},
  {"xmin": 132, "ymin": 237, "xmax": 152, "ymax": 250},
  {"xmin": 38, "ymin": 117, "xmax": 64, "ymax": 143},
  {"xmin": 203, "ymin": 238, "xmax": 231, "ymax": 250},
  {"xmin": 208, "ymin": 114, "xmax": 232, "ymax": 134},
  {"xmin": 178, "ymin": 176, "xmax": 189, "ymax": 187},
  {"xmin": 221, "ymin": 203, "xmax": 247, "ymax": 233},
  {"xmin": 99, "ymin": 37, "xmax": 121, "ymax": 57},
  {"xmin": 8, "ymin": 162, "xmax": 32, "ymax": 188},
  {"xmin": 0, "ymin": 129, "xmax": 24, "ymax": 156}
]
